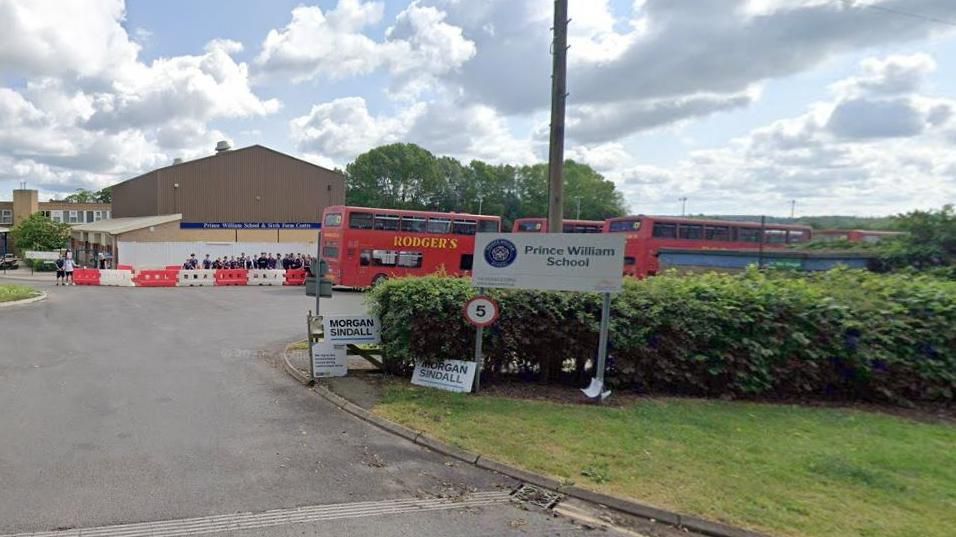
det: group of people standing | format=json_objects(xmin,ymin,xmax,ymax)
[{"xmin": 182, "ymin": 252, "xmax": 313, "ymax": 272}]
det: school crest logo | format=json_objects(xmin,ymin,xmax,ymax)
[{"xmin": 484, "ymin": 239, "xmax": 517, "ymax": 268}]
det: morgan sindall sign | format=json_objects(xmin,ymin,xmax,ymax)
[{"xmin": 472, "ymin": 233, "xmax": 625, "ymax": 293}]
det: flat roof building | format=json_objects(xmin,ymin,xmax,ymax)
[
  {"xmin": 72, "ymin": 143, "xmax": 346, "ymax": 267},
  {"xmin": 0, "ymin": 188, "xmax": 111, "ymax": 256}
]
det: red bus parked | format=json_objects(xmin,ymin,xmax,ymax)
[
  {"xmin": 320, "ymin": 205, "xmax": 500, "ymax": 287},
  {"xmin": 604, "ymin": 215, "xmax": 813, "ymax": 278},
  {"xmin": 816, "ymin": 229, "xmax": 904, "ymax": 243},
  {"xmin": 512, "ymin": 217, "xmax": 604, "ymax": 233}
]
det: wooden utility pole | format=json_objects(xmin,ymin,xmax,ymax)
[{"xmin": 547, "ymin": 0, "xmax": 569, "ymax": 234}]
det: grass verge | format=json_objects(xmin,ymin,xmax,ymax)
[
  {"xmin": 0, "ymin": 284, "xmax": 38, "ymax": 303},
  {"xmin": 374, "ymin": 383, "xmax": 956, "ymax": 537}
]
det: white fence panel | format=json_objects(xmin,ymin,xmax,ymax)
[{"xmin": 117, "ymin": 242, "xmax": 314, "ymax": 268}]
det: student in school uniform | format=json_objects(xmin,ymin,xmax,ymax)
[{"xmin": 202, "ymin": 255, "xmax": 212, "ymax": 270}]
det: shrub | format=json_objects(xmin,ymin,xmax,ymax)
[{"xmin": 367, "ymin": 269, "xmax": 956, "ymax": 404}]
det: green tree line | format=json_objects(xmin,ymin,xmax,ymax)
[{"xmin": 344, "ymin": 143, "xmax": 627, "ymax": 229}]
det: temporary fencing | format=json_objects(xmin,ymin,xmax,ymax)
[
  {"xmin": 215, "ymin": 269, "xmax": 248, "ymax": 286},
  {"xmin": 178, "ymin": 269, "xmax": 217, "ymax": 287},
  {"xmin": 284, "ymin": 268, "xmax": 307, "ymax": 286},
  {"xmin": 248, "ymin": 269, "xmax": 285, "ymax": 286},
  {"xmin": 73, "ymin": 268, "xmax": 101, "ymax": 286},
  {"xmin": 133, "ymin": 269, "xmax": 179, "ymax": 287},
  {"xmin": 99, "ymin": 269, "xmax": 135, "ymax": 287}
]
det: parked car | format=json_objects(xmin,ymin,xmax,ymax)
[{"xmin": 1, "ymin": 254, "xmax": 19, "ymax": 270}]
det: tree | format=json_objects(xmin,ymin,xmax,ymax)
[
  {"xmin": 877, "ymin": 205, "xmax": 956, "ymax": 271},
  {"xmin": 10, "ymin": 213, "xmax": 72, "ymax": 253},
  {"xmin": 346, "ymin": 144, "xmax": 444, "ymax": 210},
  {"xmin": 95, "ymin": 187, "xmax": 112, "ymax": 204},
  {"xmin": 62, "ymin": 188, "xmax": 96, "ymax": 203},
  {"xmin": 512, "ymin": 160, "xmax": 627, "ymax": 223}
]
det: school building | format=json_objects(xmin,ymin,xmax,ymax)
[
  {"xmin": 70, "ymin": 143, "xmax": 346, "ymax": 267},
  {"xmin": 0, "ymin": 189, "xmax": 111, "ymax": 256}
]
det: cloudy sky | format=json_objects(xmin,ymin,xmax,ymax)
[{"xmin": 1, "ymin": 0, "xmax": 955, "ymax": 216}]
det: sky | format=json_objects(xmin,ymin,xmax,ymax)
[{"xmin": 1, "ymin": 0, "xmax": 956, "ymax": 217}]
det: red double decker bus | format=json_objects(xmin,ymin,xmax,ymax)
[
  {"xmin": 512, "ymin": 217, "xmax": 604, "ymax": 233},
  {"xmin": 320, "ymin": 205, "xmax": 500, "ymax": 287},
  {"xmin": 604, "ymin": 215, "xmax": 813, "ymax": 278}
]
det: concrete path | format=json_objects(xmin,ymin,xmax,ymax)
[{"xmin": 0, "ymin": 283, "xmax": 624, "ymax": 536}]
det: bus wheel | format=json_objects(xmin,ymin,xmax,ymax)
[{"xmin": 371, "ymin": 274, "xmax": 388, "ymax": 287}]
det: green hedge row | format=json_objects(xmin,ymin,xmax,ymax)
[{"xmin": 367, "ymin": 269, "xmax": 956, "ymax": 404}]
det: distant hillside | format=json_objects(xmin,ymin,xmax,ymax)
[{"xmin": 690, "ymin": 215, "xmax": 899, "ymax": 230}]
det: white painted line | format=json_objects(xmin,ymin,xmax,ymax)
[{"xmin": 3, "ymin": 492, "xmax": 511, "ymax": 537}]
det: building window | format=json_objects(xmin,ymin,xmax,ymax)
[
  {"xmin": 51, "ymin": 210, "xmax": 63, "ymax": 223},
  {"xmin": 0, "ymin": 209, "xmax": 11, "ymax": 224},
  {"xmin": 86, "ymin": 211, "xmax": 95, "ymax": 223},
  {"xmin": 105, "ymin": 211, "xmax": 111, "ymax": 219},
  {"xmin": 68, "ymin": 210, "xmax": 79, "ymax": 223},
  {"xmin": 94, "ymin": 211, "xmax": 103, "ymax": 222}
]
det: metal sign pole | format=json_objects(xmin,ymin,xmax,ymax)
[
  {"xmin": 472, "ymin": 287, "xmax": 485, "ymax": 393},
  {"xmin": 596, "ymin": 292, "xmax": 611, "ymax": 385},
  {"xmin": 307, "ymin": 311, "xmax": 315, "ymax": 381},
  {"xmin": 315, "ymin": 236, "xmax": 321, "ymax": 318}
]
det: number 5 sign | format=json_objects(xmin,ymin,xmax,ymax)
[{"xmin": 464, "ymin": 296, "xmax": 500, "ymax": 328}]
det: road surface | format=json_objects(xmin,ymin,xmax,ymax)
[{"xmin": 0, "ymin": 283, "xmax": 621, "ymax": 537}]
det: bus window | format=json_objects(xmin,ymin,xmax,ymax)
[
  {"xmin": 704, "ymin": 226, "xmax": 730, "ymax": 241},
  {"xmin": 427, "ymin": 218, "xmax": 451, "ymax": 234},
  {"xmin": 460, "ymin": 254, "xmax": 474, "ymax": 270},
  {"xmin": 765, "ymin": 229, "xmax": 787, "ymax": 244},
  {"xmin": 323, "ymin": 213, "xmax": 342, "ymax": 227},
  {"xmin": 737, "ymin": 228, "xmax": 761, "ymax": 242},
  {"xmin": 401, "ymin": 216, "xmax": 426, "ymax": 233},
  {"xmin": 678, "ymin": 224, "xmax": 703, "ymax": 240},
  {"xmin": 453, "ymin": 220, "xmax": 477, "ymax": 235},
  {"xmin": 624, "ymin": 256, "xmax": 636, "ymax": 265},
  {"xmin": 653, "ymin": 223, "xmax": 677, "ymax": 238},
  {"xmin": 479, "ymin": 220, "xmax": 499, "ymax": 233},
  {"xmin": 788, "ymin": 230, "xmax": 806, "ymax": 243},
  {"xmin": 322, "ymin": 245, "xmax": 340, "ymax": 258},
  {"xmin": 517, "ymin": 221, "xmax": 543, "ymax": 232},
  {"xmin": 362, "ymin": 249, "xmax": 423, "ymax": 268},
  {"xmin": 349, "ymin": 212, "xmax": 374, "ymax": 230},
  {"xmin": 609, "ymin": 220, "xmax": 640, "ymax": 232},
  {"xmin": 374, "ymin": 214, "xmax": 400, "ymax": 231}
]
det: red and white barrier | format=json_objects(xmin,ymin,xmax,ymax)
[
  {"xmin": 178, "ymin": 269, "xmax": 216, "ymax": 287},
  {"xmin": 73, "ymin": 268, "xmax": 101, "ymax": 286},
  {"xmin": 248, "ymin": 269, "xmax": 285, "ymax": 286},
  {"xmin": 215, "ymin": 269, "xmax": 248, "ymax": 286},
  {"xmin": 100, "ymin": 269, "xmax": 135, "ymax": 287}
]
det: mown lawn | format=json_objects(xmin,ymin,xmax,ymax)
[
  {"xmin": 374, "ymin": 384, "xmax": 956, "ymax": 537},
  {"xmin": 0, "ymin": 284, "xmax": 38, "ymax": 303}
]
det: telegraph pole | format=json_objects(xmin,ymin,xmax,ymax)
[
  {"xmin": 679, "ymin": 196, "xmax": 688, "ymax": 216},
  {"xmin": 790, "ymin": 200, "xmax": 796, "ymax": 218},
  {"xmin": 546, "ymin": 0, "xmax": 569, "ymax": 234}
]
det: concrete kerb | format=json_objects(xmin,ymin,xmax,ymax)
[
  {"xmin": 280, "ymin": 341, "xmax": 313, "ymax": 386},
  {"xmin": 0, "ymin": 291, "xmax": 47, "ymax": 308},
  {"xmin": 282, "ymin": 352, "xmax": 772, "ymax": 537}
]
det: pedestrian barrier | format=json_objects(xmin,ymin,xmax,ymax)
[
  {"xmin": 99, "ymin": 269, "xmax": 135, "ymax": 287},
  {"xmin": 178, "ymin": 269, "xmax": 217, "ymax": 287},
  {"xmin": 133, "ymin": 269, "xmax": 178, "ymax": 287},
  {"xmin": 248, "ymin": 269, "xmax": 285, "ymax": 286},
  {"xmin": 284, "ymin": 268, "xmax": 307, "ymax": 286},
  {"xmin": 73, "ymin": 268, "xmax": 101, "ymax": 286},
  {"xmin": 215, "ymin": 269, "xmax": 248, "ymax": 286},
  {"xmin": 166, "ymin": 265, "xmax": 183, "ymax": 271},
  {"xmin": 117, "ymin": 264, "xmax": 134, "ymax": 271}
]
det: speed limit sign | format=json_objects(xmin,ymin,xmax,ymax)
[{"xmin": 464, "ymin": 296, "xmax": 500, "ymax": 328}]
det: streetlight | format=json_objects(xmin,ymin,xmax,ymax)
[
  {"xmin": 477, "ymin": 195, "xmax": 484, "ymax": 215},
  {"xmin": 679, "ymin": 196, "xmax": 688, "ymax": 216},
  {"xmin": 790, "ymin": 200, "xmax": 796, "ymax": 219},
  {"xmin": 574, "ymin": 196, "xmax": 582, "ymax": 220}
]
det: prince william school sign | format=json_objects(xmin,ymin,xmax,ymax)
[
  {"xmin": 472, "ymin": 233, "xmax": 625, "ymax": 293},
  {"xmin": 179, "ymin": 222, "xmax": 322, "ymax": 230}
]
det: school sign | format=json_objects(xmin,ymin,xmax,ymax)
[{"xmin": 472, "ymin": 233, "xmax": 625, "ymax": 293}]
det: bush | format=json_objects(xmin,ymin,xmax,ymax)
[{"xmin": 367, "ymin": 269, "xmax": 956, "ymax": 404}]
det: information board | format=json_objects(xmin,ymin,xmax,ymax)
[
  {"xmin": 323, "ymin": 314, "xmax": 381, "ymax": 344},
  {"xmin": 471, "ymin": 233, "xmax": 625, "ymax": 292},
  {"xmin": 311, "ymin": 342, "xmax": 347, "ymax": 378}
]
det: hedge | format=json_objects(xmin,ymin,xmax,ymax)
[{"xmin": 366, "ymin": 269, "xmax": 956, "ymax": 404}]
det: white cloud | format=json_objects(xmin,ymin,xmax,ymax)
[
  {"xmin": 0, "ymin": 1, "xmax": 279, "ymax": 195},
  {"xmin": 290, "ymin": 96, "xmax": 535, "ymax": 166},
  {"xmin": 256, "ymin": 0, "xmax": 475, "ymax": 95}
]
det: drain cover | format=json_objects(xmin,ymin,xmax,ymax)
[{"xmin": 511, "ymin": 484, "xmax": 563, "ymax": 510}]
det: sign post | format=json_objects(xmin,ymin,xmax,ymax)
[
  {"xmin": 463, "ymin": 293, "xmax": 500, "ymax": 392},
  {"xmin": 471, "ymin": 233, "xmax": 624, "ymax": 400}
]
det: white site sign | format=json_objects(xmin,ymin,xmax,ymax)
[
  {"xmin": 323, "ymin": 314, "xmax": 381, "ymax": 344},
  {"xmin": 312, "ymin": 342, "xmax": 347, "ymax": 378},
  {"xmin": 411, "ymin": 359, "xmax": 477, "ymax": 393},
  {"xmin": 472, "ymin": 233, "xmax": 625, "ymax": 292},
  {"xmin": 24, "ymin": 251, "xmax": 60, "ymax": 261}
]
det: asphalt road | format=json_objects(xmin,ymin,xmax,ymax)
[{"xmin": 0, "ymin": 283, "xmax": 620, "ymax": 537}]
